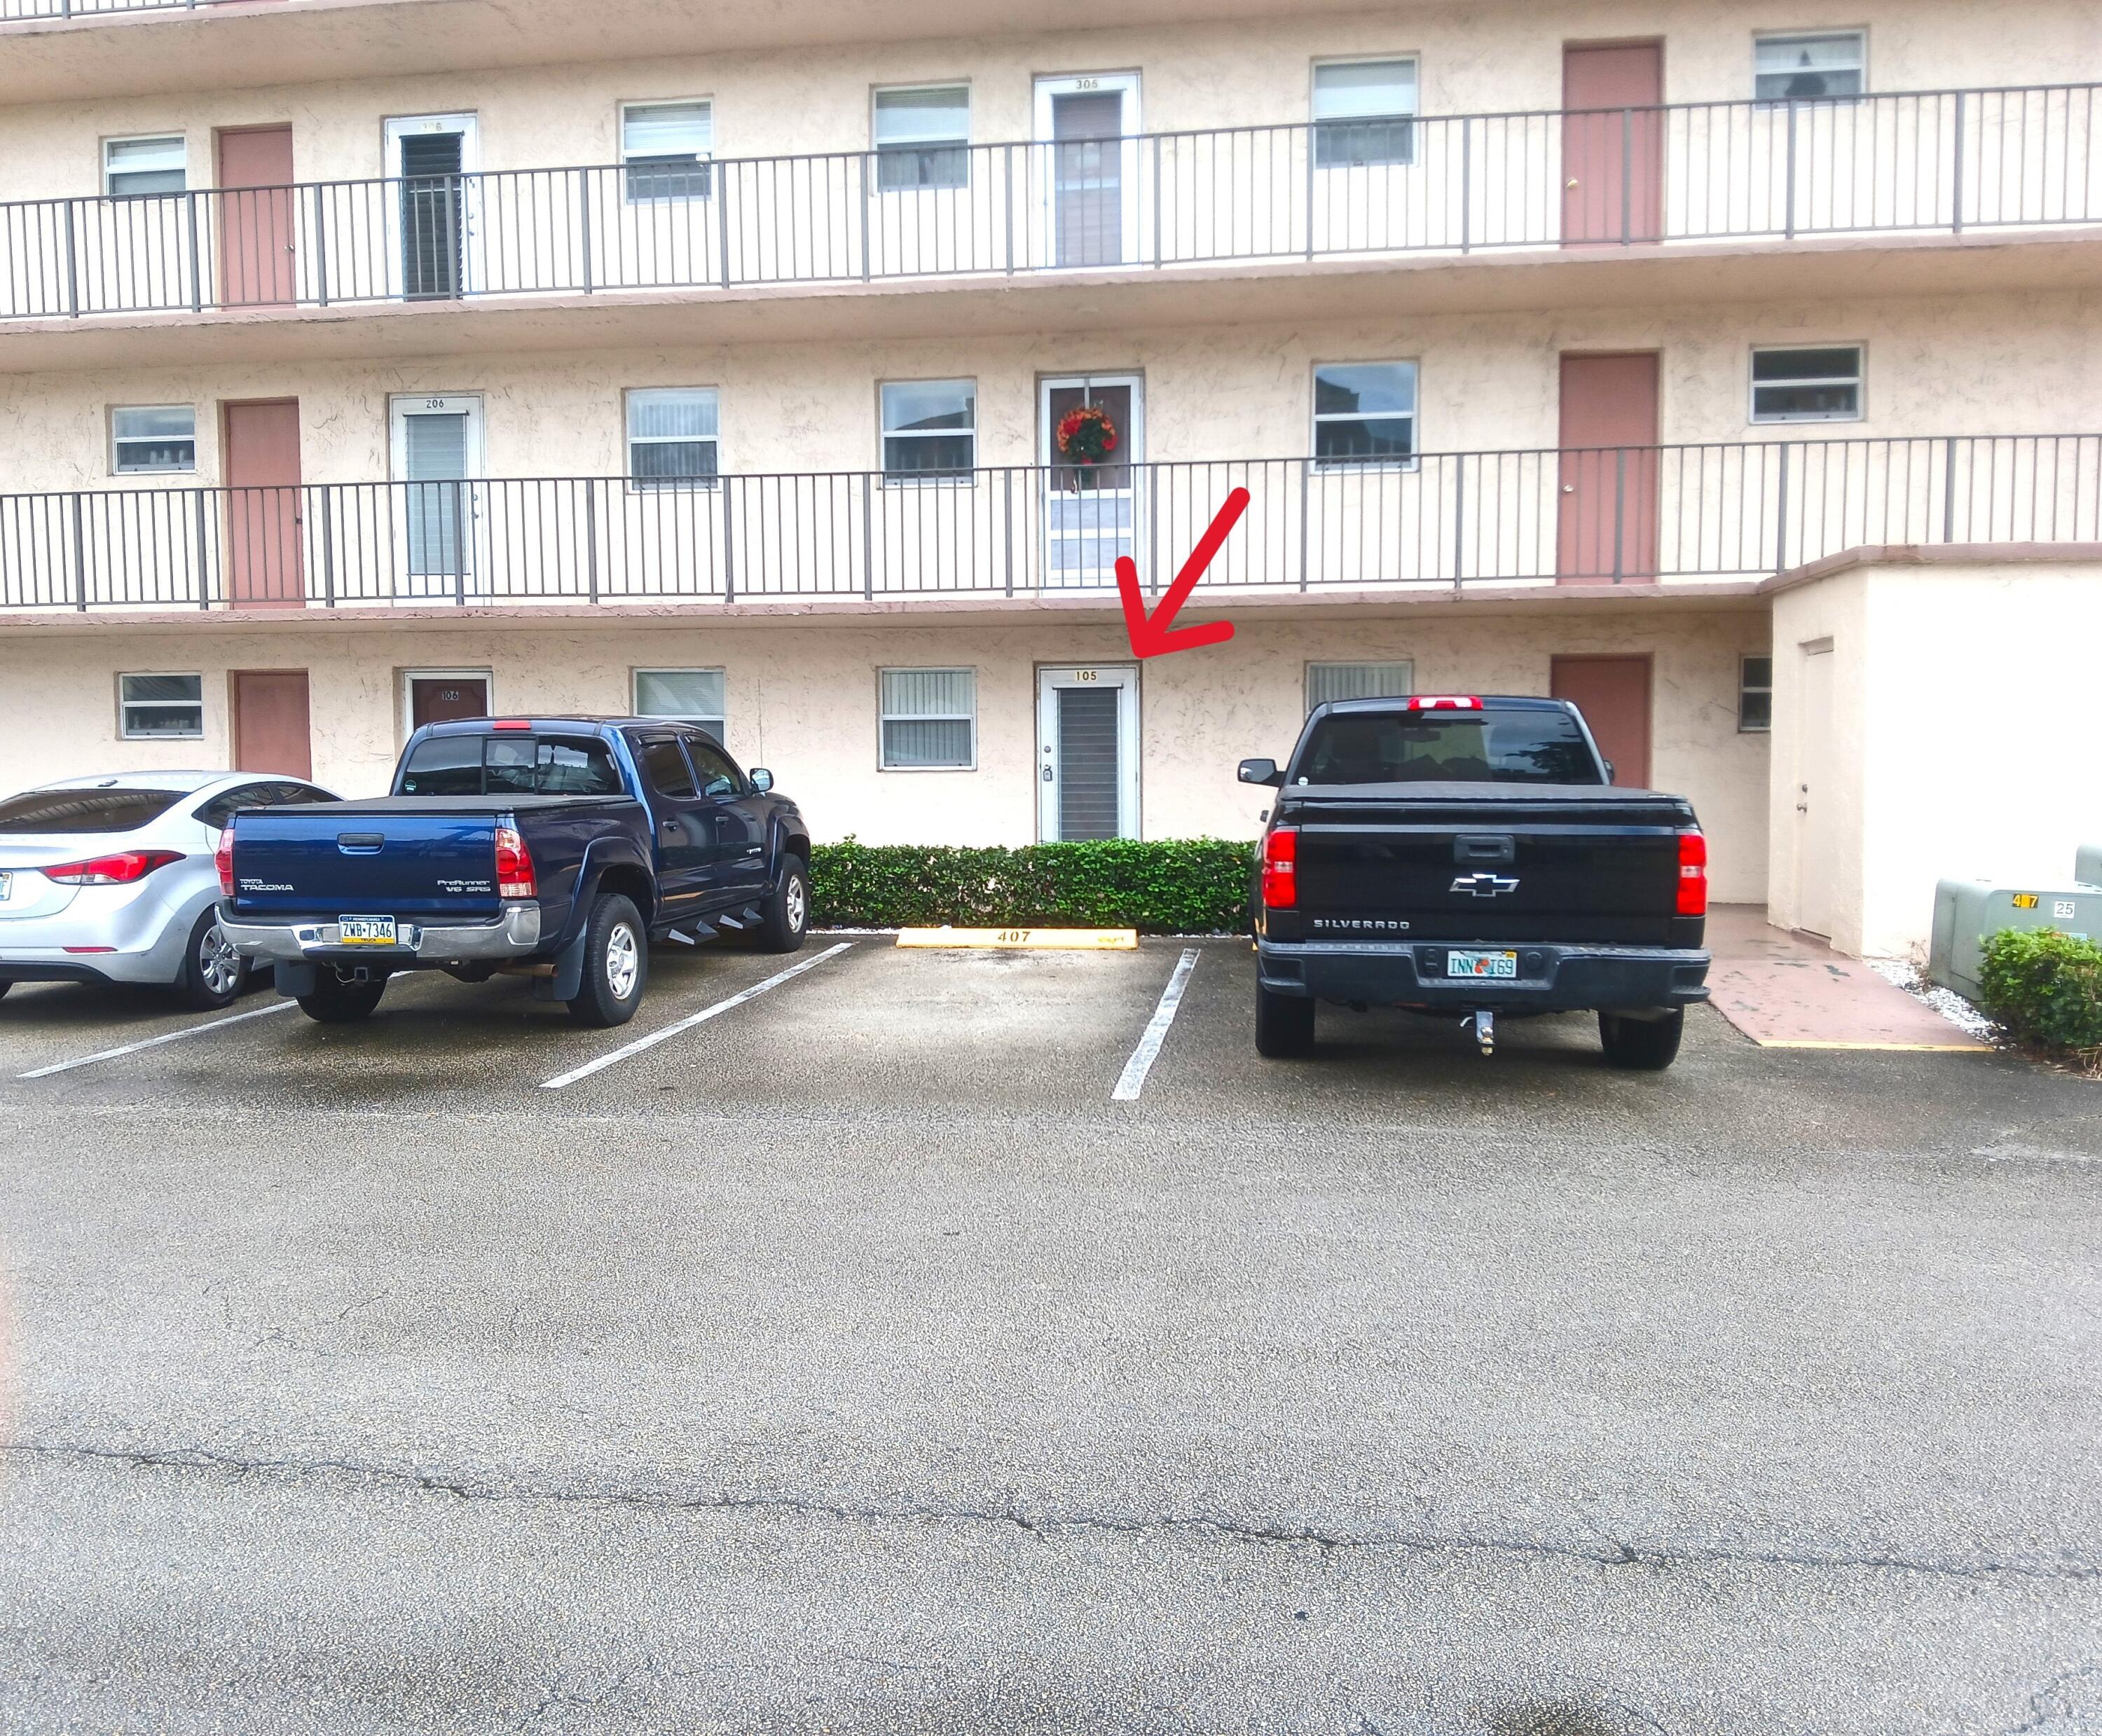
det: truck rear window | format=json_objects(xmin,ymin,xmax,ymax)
[
  {"xmin": 1294, "ymin": 710, "xmax": 1603, "ymax": 786},
  {"xmin": 399, "ymin": 736, "xmax": 623, "ymax": 797},
  {"xmin": 0, "ymin": 788, "xmax": 186, "ymax": 833}
]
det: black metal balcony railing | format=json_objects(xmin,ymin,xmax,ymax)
[
  {"xmin": 1, "ymin": 0, "xmax": 190, "ymax": 15},
  {"xmin": 1, "ymin": 434, "xmax": 2094, "ymax": 613},
  {"xmin": 2, "ymin": 84, "xmax": 2098, "ymax": 323}
]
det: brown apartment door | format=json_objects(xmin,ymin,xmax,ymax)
[
  {"xmin": 408, "ymin": 674, "xmax": 490, "ymax": 729},
  {"xmin": 223, "ymin": 399, "xmax": 304, "ymax": 608},
  {"xmin": 1557, "ymin": 352, "xmax": 1659, "ymax": 583},
  {"xmin": 1551, "ymin": 655, "xmax": 1651, "ymax": 789},
  {"xmin": 231, "ymin": 670, "xmax": 313, "ymax": 779},
  {"xmin": 1562, "ymin": 43, "xmax": 1663, "ymax": 244},
  {"xmin": 217, "ymin": 126, "xmax": 296, "ymax": 306}
]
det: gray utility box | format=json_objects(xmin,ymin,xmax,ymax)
[
  {"xmin": 1931, "ymin": 879, "xmax": 2102, "ymax": 1003},
  {"xmin": 2079, "ymin": 843, "xmax": 2102, "ymax": 888}
]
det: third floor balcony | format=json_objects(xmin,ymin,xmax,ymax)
[{"xmin": 3, "ymin": 82, "xmax": 2099, "ymax": 367}]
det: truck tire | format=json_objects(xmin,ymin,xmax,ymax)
[
  {"xmin": 756, "ymin": 855, "xmax": 810, "ymax": 954},
  {"xmin": 298, "ymin": 971, "xmax": 388, "ymax": 1024},
  {"xmin": 1255, "ymin": 980, "xmax": 1316, "ymax": 1058},
  {"xmin": 1598, "ymin": 1008, "xmax": 1684, "ymax": 1071},
  {"xmin": 568, "ymin": 893, "xmax": 647, "ymax": 1028},
  {"xmin": 178, "ymin": 907, "xmax": 246, "ymax": 1011}
]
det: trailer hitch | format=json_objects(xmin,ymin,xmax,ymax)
[{"xmin": 1471, "ymin": 1008, "xmax": 1495, "ymax": 1056}]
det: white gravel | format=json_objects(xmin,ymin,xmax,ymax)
[{"xmin": 1868, "ymin": 958, "xmax": 2000, "ymax": 1041}]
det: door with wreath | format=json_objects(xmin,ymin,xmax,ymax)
[{"xmin": 1040, "ymin": 374, "xmax": 1141, "ymax": 589}]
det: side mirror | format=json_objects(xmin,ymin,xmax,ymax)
[
  {"xmin": 748, "ymin": 767, "xmax": 774, "ymax": 793},
  {"xmin": 1238, "ymin": 757, "xmax": 1284, "ymax": 787}
]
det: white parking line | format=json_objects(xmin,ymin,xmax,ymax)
[
  {"xmin": 17, "ymin": 998, "xmax": 301, "ymax": 1080},
  {"xmin": 1113, "ymin": 948, "xmax": 1201, "ymax": 1102},
  {"xmin": 538, "ymin": 942, "xmax": 853, "ymax": 1091}
]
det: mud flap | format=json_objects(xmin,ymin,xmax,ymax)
[
  {"xmin": 535, "ymin": 928, "xmax": 590, "ymax": 1003},
  {"xmin": 273, "ymin": 961, "xmax": 317, "ymax": 1000}
]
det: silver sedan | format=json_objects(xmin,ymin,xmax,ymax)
[{"xmin": 0, "ymin": 771, "xmax": 338, "ymax": 1010}]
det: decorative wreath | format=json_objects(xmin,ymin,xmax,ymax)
[{"xmin": 1055, "ymin": 403, "xmax": 1119, "ymax": 465}]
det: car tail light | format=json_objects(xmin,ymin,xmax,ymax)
[
  {"xmin": 1260, "ymin": 827, "xmax": 1298, "ymax": 910},
  {"xmin": 1404, "ymin": 695, "xmax": 1482, "ymax": 711},
  {"xmin": 495, "ymin": 825, "xmax": 536, "ymax": 899},
  {"xmin": 216, "ymin": 819, "xmax": 236, "ymax": 897},
  {"xmin": 1677, "ymin": 827, "xmax": 1709, "ymax": 917},
  {"xmin": 493, "ymin": 719, "xmax": 531, "ymax": 731},
  {"xmin": 44, "ymin": 850, "xmax": 184, "ymax": 887}
]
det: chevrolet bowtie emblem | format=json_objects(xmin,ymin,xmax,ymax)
[{"xmin": 1450, "ymin": 873, "xmax": 1520, "ymax": 897}]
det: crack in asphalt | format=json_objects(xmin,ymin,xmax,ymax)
[{"xmin": 8, "ymin": 1440, "xmax": 2098, "ymax": 1589}]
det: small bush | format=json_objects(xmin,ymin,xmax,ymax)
[
  {"xmin": 809, "ymin": 836, "xmax": 1253, "ymax": 934},
  {"xmin": 1977, "ymin": 927, "xmax": 2102, "ymax": 1054}
]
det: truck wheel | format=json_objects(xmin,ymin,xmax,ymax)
[
  {"xmin": 568, "ymin": 893, "xmax": 647, "ymax": 1028},
  {"xmin": 1598, "ymin": 1008, "xmax": 1684, "ymax": 1071},
  {"xmin": 298, "ymin": 971, "xmax": 387, "ymax": 1024},
  {"xmin": 1255, "ymin": 980, "xmax": 1316, "ymax": 1058},
  {"xmin": 178, "ymin": 907, "xmax": 246, "ymax": 1011},
  {"xmin": 756, "ymin": 855, "xmax": 810, "ymax": 954}
]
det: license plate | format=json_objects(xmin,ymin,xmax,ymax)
[
  {"xmin": 1448, "ymin": 949, "xmax": 1518, "ymax": 979},
  {"xmin": 337, "ymin": 916, "xmax": 398, "ymax": 946}
]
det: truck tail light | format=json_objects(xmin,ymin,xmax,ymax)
[
  {"xmin": 1677, "ymin": 827, "xmax": 1709, "ymax": 917},
  {"xmin": 1261, "ymin": 827, "xmax": 1298, "ymax": 910},
  {"xmin": 216, "ymin": 820, "xmax": 236, "ymax": 897},
  {"xmin": 1403, "ymin": 695, "xmax": 1482, "ymax": 710},
  {"xmin": 495, "ymin": 825, "xmax": 536, "ymax": 900},
  {"xmin": 44, "ymin": 849, "xmax": 184, "ymax": 887}
]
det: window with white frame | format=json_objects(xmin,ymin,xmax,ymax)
[
  {"xmin": 1312, "ymin": 361, "xmax": 1416, "ymax": 467},
  {"xmin": 1750, "ymin": 344, "xmax": 1862, "ymax": 422},
  {"xmin": 626, "ymin": 388, "xmax": 719, "ymax": 488},
  {"xmin": 874, "ymin": 85, "xmax": 970, "ymax": 191},
  {"xmin": 1754, "ymin": 32, "xmax": 1864, "ymax": 102},
  {"xmin": 104, "ymin": 135, "xmax": 186, "ymax": 198},
  {"xmin": 111, "ymin": 405, "xmax": 196, "ymax": 474},
  {"xmin": 1738, "ymin": 655, "xmax": 1774, "ymax": 731},
  {"xmin": 621, "ymin": 99, "xmax": 712, "ymax": 202},
  {"xmin": 881, "ymin": 379, "xmax": 976, "ymax": 478},
  {"xmin": 1307, "ymin": 661, "xmax": 1415, "ymax": 710},
  {"xmin": 634, "ymin": 668, "xmax": 727, "ymax": 741},
  {"xmin": 879, "ymin": 668, "xmax": 975, "ymax": 769},
  {"xmin": 118, "ymin": 673, "xmax": 204, "ymax": 738},
  {"xmin": 1312, "ymin": 59, "xmax": 1417, "ymax": 168}
]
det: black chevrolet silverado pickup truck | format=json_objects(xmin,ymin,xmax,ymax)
[{"xmin": 1239, "ymin": 695, "xmax": 1710, "ymax": 1070}]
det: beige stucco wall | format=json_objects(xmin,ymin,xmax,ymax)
[
  {"xmin": 1768, "ymin": 556, "xmax": 2102, "ymax": 958},
  {"xmin": 4, "ymin": 290, "xmax": 2097, "ymax": 490},
  {"xmin": 1, "ymin": 0, "xmax": 2095, "ymax": 195},
  {"xmin": 0, "ymin": 603, "xmax": 1772, "ymax": 898}
]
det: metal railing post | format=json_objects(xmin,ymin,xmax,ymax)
[
  {"xmin": 1003, "ymin": 145, "xmax": 1017, "ymax": 276},
  {"xmin": 722, "ymin": 475, "xmax": 737, "ymax": 602},
  {"xmin": 1951, "ymin": 90, "xmax": 1967, "ymax": 233},
  {"xmin": 1003, "ymin": 468, "xmax": 1016, "ymax": 596},
  {"xmin": 318, "ymin": 488, "xmax": 337, "ymax": 606},
  {"xmin": 310, "ymin": 183, "xmax": 329, "ymax": 306},
  {"xmin": 1459, "ymin": 116, "xmax": 1472, "ymax": 253},
  {"xmin": 1612, "ymin": 446, "xmax": 1627, "ymax": 580},
  {"xmin": 1620, "ymin": 108, "xmax": 1633, "ymax": 244},
  {"xmin": 62, "ymin": 200, "xmax": 80, "ymax": 317},
  {"xmin": 1452, "ymin": 455, "xmax": 1466, "ymax": 588},
  {"xmin": 858, "ymin": 153, "xmax": 872, "ymax": 282},
  {"xmin": 860, "ymin": 470, "xmax": 873, "ymax": 600},
  {"xmin": 1783, "ymin": 99, "xmax": 1799, "ymax": 238},
  {"xmin": 715, "ymin": 160, "xmax": 732, "ymax": 287},
  {"xmin": 1943, "ymin": 437, "xmax": 1960, "ymax": 541},
  {"xmin": 577, "ymin": 171, "xmax": 593, "ymax": 294},
  {"xmin": 194, "ymin": 488, "xmax": 211, "ymax": 607},
  {"xmin": 452, "ymin": 481, "xmax": 466, "ymax": 605},
  {"xmin": 1304, "ymin": 124, "xmax": 1317, "ymax": 261},
  {"xmin": 186, "ymin": 190, "xmax": 203, "ymax": 310},
  {"xmin": 1151, "ymin": 132, "xmax": 1162, "ymax": 266},
  {"xmin": 1297, "ymin": 460, "xmax": 1310, "ymax": 590},
  {"xmin": 1773, "ymin": 442, "xmax": 1792, "ymax": 573},
  {"xmin": 583, "ymin": 479, "xmax": 599, "ymax": 601},
  {"xmin": 69, "ymin": 493, "xmax": 86, "ymax": 610}
]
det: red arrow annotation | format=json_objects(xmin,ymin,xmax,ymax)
[{"xmin": 1115, "ymin": 486, "xmax": 1250, "ymax": 660}]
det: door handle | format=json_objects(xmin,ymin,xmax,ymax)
[
  {"xmin": 1566, "ymin": 178, "xmax": 1580, "ymax": 189},
  {"xmin": 1562, "ymin": 483, "xmax": 1576, "ymax": 494}
]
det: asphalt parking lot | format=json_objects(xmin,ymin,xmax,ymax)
[{"xmin": 2, "ymin": 937, "xmax": 2100, "ymax": 1735}]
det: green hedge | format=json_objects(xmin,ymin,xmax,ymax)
[
  {"xmin": 809, "ymin": 837, "xmax": 1254, "ymax": 934},
  {"xmin": 1977, "ymin": 927, "xmax": 2102, "ymax": 1054}
]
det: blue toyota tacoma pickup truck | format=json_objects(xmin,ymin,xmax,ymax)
[{"xmin": 218, "ymin": 717, "xmax": 811, "ymax": 1027}]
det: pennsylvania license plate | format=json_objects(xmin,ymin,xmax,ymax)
[
  {"xmin": 1448, "ymin": 949, "xmax": 1518, "ymax": 979},
  {"xmin": 337, "ymin": 916, "xmax": 398, "ymax": 946}
]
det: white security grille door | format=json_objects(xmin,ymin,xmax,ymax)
[
  {"xmin": 1037, "ymin": 666, "xmax": 1138, "ymax": 840},
  {"xmin": 1306, "ymin": 660, "xmax": 1414, "ymax": 710},
  {"xmin": 391, "ymin": 395, "xmax": 483, "ymax": 598},
  {"xmin": 385, "ymin": 115, "xmax": 479, "ymax": 300}
]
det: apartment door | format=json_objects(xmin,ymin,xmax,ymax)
[
  {"xmin": 1794, "ymin": 641, "xmax": 1838, "ymax": 938},
  {"xmin": 406, "ymin": 671, "xmax": 490, "ymax": 731},
  {"xmin": 385, "ymin": 113, "xmax": 479, "ymax": 299},
  {"xmin": 1041, "ymin": 373, "xmax": 1141, "ymax": 588},
  {"xmin": 1562, "ymin": 42, "xmax": 1663, "ymax": 244},
  {"xmin": 231, "ymin": 670, "xmax": 312, "ymax": 778},
  {"xmin": 1550, "ymin": 654, "xmax": 1651, "ymax": 788},
  {"xmin": 223, "ymin": 399, "xmax": 304, "ymax": 608},
  {"xmin": 1557, "ymin": 352, "xmax": 1659, "ymax": 583},
  {"xmin": 1037, "ymin": 666, "xmax": 1139, "ymax": 841},
  {"xmin": 216, "ymin": 126, "xmax": 296, "ymax": 306},
  {"xmin": 390, "ymin": 394, "xmax": 483, "ymax": 598},
  {"xmin": 1035, "ymin": 74, "xmax": 1140, "ymax": 267}
]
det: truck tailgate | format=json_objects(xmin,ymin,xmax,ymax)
[
  {"xmin": 230, "ymin": 806, "xmax": 503, "ymax": 922},
  {"xmin": 1288, "ymin": 786, "xmax": 1690, "ymax": 945}
]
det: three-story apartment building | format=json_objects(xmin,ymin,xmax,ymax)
[{"xmin": 1, "ymin": 0, "xmax": 2098, "ymax": 957}]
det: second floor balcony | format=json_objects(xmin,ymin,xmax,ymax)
[
  {"xmin": 2, "ymin": 432, "xmax": 2095, "ymax": 616},
  {"xmin": 3, "ymin": 83, "xmax": 2098, "ymax": 330}
]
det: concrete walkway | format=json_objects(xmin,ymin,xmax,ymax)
[{"xmin": 1705, "ymin": 905, "xmax": 1989, "ymax": 1050}]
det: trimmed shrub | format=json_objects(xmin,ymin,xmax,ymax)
[
  {"xmin": 1977, "ymin": 927, "xmax": 2102, "ymax": 1054},
  {"xmin": 809, "ymin": 837, "xmax": 1254, "ymax": 934}
]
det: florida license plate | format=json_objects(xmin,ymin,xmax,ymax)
[
  {"xmin": 1448, "ymin": 949, "xmax": 1518, "ymax": 979},
  {"xmin": 338, "ymin": 916, "xmax": 398, "ymax": 946}
]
